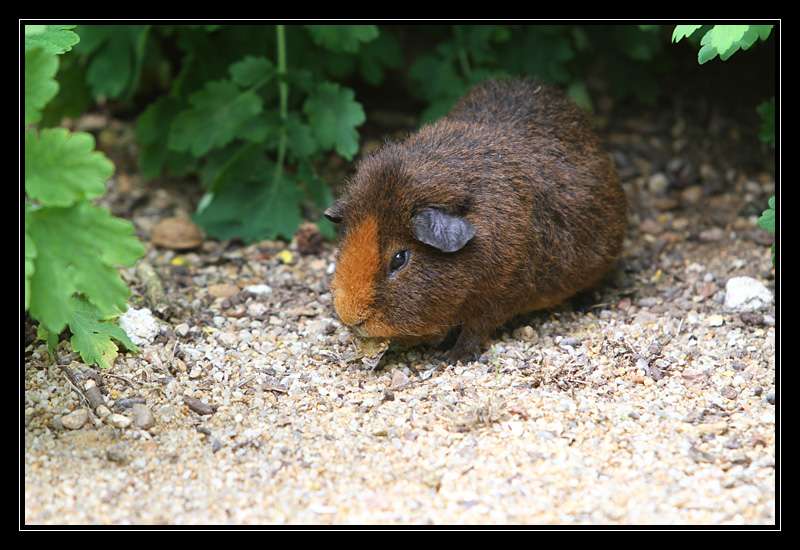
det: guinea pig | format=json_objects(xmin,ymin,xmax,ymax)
[{"xmin": 325, "ymin": 78, "xmax": 627, "ymax": 361}]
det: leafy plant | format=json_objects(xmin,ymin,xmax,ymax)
[
  {"xmin": 129, "ymin": 25, "xmax": 380, "ymax": 243},
  {"xmin": 672, "ymin": 24, "xmax": 774, "ymax": 64},
  {"xmin": 25, "ymin": 25, "xmax": 145, "ymax": 369},
  {"xmin": 758, "ymin": 196, "xmax": 776, "ymax": 266}
]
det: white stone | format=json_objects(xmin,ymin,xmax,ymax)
[
  {"xmin": 724, "ymin": 277, "xmax": 773, "ymax": 312},
  {"xmin": 107, "ymin": 413, "xmax": 132, "ymax": 429},
  {"xmin": 245, "ymin": 284, "xmax": 273, "ymax": 296},
  {"xmin": 707, "ymin": 315, "xmax": 725, "ymax": 327},
  {"xmin": 119, "ymin": 307, "xmax": 160, "ymax": 346},
  {"xmin": 61, "ymin": 409, "xmax": 89, "ymax": 430}
]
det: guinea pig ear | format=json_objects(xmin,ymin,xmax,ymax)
[
  {"xmin": 323, "ymin": 201, "xmax": 345, "ymax": 223},
  {"xmin": 412, "ymin": 208, "xmax": 475, "ymax": 253}
]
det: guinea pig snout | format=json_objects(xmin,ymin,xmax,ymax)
[{"xmin": 332, "ymin": 289, "xmax": 366, "ymax": 327}]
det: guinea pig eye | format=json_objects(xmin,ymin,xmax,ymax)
[{"xmin": 389, "ymin": 250, "xmax": 409, "ymax": 273}]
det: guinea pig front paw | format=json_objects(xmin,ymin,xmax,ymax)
[{"xmin": 443, "ymin": 328, "xmax": 485, "ymax": 365}]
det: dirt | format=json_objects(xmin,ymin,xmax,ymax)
[{"xmin": 23, "ymin": 91, "xmax": 777, "ymax": 525}]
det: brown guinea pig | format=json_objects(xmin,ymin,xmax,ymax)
[{"xmin": 325, "ymin": 78, "xmax": 627, "ymax": 361}]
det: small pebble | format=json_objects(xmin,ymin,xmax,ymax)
[
  {"xmin": 175, "ymin": 323, "xmax": 190, "ymax": 337},
  {"xmin": 648, "ymin": 172, "xmax": 669, "ymax": 194},
  {"xmin": 245, "ymin": 284, "xmax": 273, "ymax": 296},
  {"xmin": 724, "ymin": 277, "xmax": 773, "ymax": 312},
  {"xmin": 699, "ymin": 228, "xmax": 725, "ymax": 242},
  {"xmin": 391, "ymin": 369, "xmax": 410, "ymax": 390},
  {"xmin": 119, "ymin": 307, "xmax": 160, "ymax": 347},
  {"xmin": 183, "ymin": 396, "xmax": 216, "ymax": 415},
  {"xmin": 108, "ymin": 413, "xmax": 132, "ymax": 429},
  {"xmin": 60, "ymin": 409, "xmax": 89, "ymax": 430},
  {"xmin": 106, "ymin": 444, "xmax": 129, "ymax": 464},
  {"xmin": 707, "ymin": 315, "xmax": 724, "ymax": 327},
  {"xmin": 766, "ymin": 391, "xmax": 775, "ymax": 405},
  {"xmin": 131, "ymin": 404, "xmax": 155, "ymax": 430}
]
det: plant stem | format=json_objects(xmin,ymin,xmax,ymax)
[{"xmin": 274, "ymin": 25, "xmax": 289, "ymax": 183}]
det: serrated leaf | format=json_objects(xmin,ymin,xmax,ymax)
[
  {"xmin": 229, "ymin": 56, "xmax": 274, "ymax": 87},
  {"xmin": 672, "ymin": 25, "xmax": 703, "ymax": 43},
  {"xmin": 25, "ymin": 48, "xmax": 59, "ymax": 125},
  {"xmin": 39, "ymin": 53, "xmax": 92, "ymax": 127},
  {"xmin": 24, "ymin": 25, "xmax": 79, "ymax": 55},
  {"xmin": 25, "ymin": 227, "xmax": 37, "ymax": 310},
  {"xmin": 68, "ymin": 297, "xmax": 138, "ymax": 370},
  {"xmin": 303, "ymin": 82, "xmax": 365, "ymax": 160},
  {"xmin": 169, "ymin": 80, "xmax": 263, "ymax": 157},
  {"xmin": 286, "ymin": 115, "xmax": 318, "ymax": 160},
  {"xmin": 27, "ymin": 202, "xmax": 145, "ymax": 334},
  {"xmin": 25, "ymin": 129, "xmax": 114, "ymax": 207},
  {"xmin": 194, "ymin": 171, "xmax": 303, "ymax": 243},
  {"xmin": 757, "ymin": 196, "xmax": 775, "ymax": 234},
  {"xmin": 697, "ymin": 25, "xmax": 771, "ymax": 64},
  {"xmin": 305, "ymin": 25, "xmax": 379, "ymax": 53}
]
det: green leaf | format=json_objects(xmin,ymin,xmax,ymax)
[
  {"xmin": 305, "ymin": 25, "xmax": 379, "ymax": 53},
  {"xmin": 67, "ymin": 297, "xmax": 138, "ymax": 370},
  {"xmin": 286, "ymin": 114, "xmax": 318, "ymax": 160},
  {"xmin": 757, "ymin": 196, "xmax": 776, "ymax": 266},
  {"xmin": 303, "ymin": 82, "xmax": 365, "ymax": 160},
  {"xmin": 229, "ymin": 56, "xmax": 274, "ymax": 87},
  {"xmin": 25, "ymin": 227, "xmax": 36, "ymax": 311},
  {"xmin": 297, "ymin": 161, "xmax": 336, "ymax": 239},
  {"xmin": 498, "ymin": 26, "xmax": 574, "ymax": 83},
  {"xmin": 25, "ymin": 129, "xmax": 114, "ymax": 207},
  {"xmin": 757, "ymin": 196, "xmax": 775, "ymax": 234},
  {"xmin": 409, "ymin": 52, "xmax": 466, "ymax": 103},
  {"xmin": 76, "ymin": 25, "xmax": 150, "ymax": 99},
  {"xmin": 358, "ymin": 31, "xmax": 403, "ymax": 86},
  {"xmin": 567, "ymin": 81, "xmax": 593, "ymax": 112},
  {"xmin": 757, "ymin": 98, "xmax": 775, "ymax": 147},
  {"xmin": 36, "ymin": 325, "xmax": 59, "ymax": 356},
  {"xmin": 26, "ymin": 202, "xmax": 145, "ymax": 334},
  {"xmin": 169, "ymin": 80, "xmax": 263, "ymax": 157},
  {"xmin": 137, "ymin": 96, "xmax": 183, "ymax": 180},
  {"xmin": 24, "ymin": 25, "xmax": 79, "ymax": 55},
  {"xmin": 672, "ymin": 25, "xmax": 703, "ymax": 43},
  {"xmin": 697, "ymin": 25, "xmax": 773, "ymax": 64},
  {"xmin": 200, "ymin": 142, "xmax": 270, "ymax": 192},
  {"xmin": 25, "ymin": 48, "xmax": 59, "ymax": 125},
  {"xmin": 39, "ymin": 53, "xmax": 92, "ymax": 127},
  {"xmin": 194, "ymin": 171, "xmax": 304, "ymax": 243}
]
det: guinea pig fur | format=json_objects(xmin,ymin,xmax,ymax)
[{"xmin": 326, "ymin": 78, "xmax": 627, "ymax": 361}]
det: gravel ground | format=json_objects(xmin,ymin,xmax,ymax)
[{"xmin": 23, "ymin": 102, "xmax": 777, "ymax": 525}]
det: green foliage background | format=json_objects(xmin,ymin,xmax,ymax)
[{"xmin": 43, "ymin": 24, "xmax": 691, "ymax": 247}]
